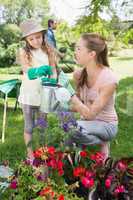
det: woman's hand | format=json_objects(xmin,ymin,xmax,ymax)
[
  {"xmin": 70, "ymin": 83, "xmax": 117, "ymax": 120},
  {"xmin": 70, "ymin": 95, "xmax": 91, "ymax": 117}
]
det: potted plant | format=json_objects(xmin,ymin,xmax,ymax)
[{"xmin": 88, "ymin": 157, "xmax": 133, "ymax": 200}]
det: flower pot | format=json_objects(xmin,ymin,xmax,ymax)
[{"xmin": 88, "ymin": 189, "xmax": 101, "ymax": 200}]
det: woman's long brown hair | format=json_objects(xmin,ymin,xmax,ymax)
[{"xmin": 78, "ymin": 33, "xmax": 109, "ymax": 89}]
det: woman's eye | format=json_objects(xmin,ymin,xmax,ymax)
[{"xmin": 75, "ymin": 46, "xmax": 80, "ymax": 50}]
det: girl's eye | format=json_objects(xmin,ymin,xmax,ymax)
[{"xmin": 36, "ymin": 36, "xmax": 41, "ymax": 39}]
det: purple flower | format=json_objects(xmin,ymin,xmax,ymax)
[
  {"xmin": 37, "ymin": 174, "xmax": 46, "ymax": 181},
  {"xmin": 33, "ymin": 159, "xmax": 42, "ymax": 167},
  {"xmin": 58, "ymin": 112, "xmax": 77, "ymax": 133},
  {"xmin": 24, "ymin": 159, "xmax": 32, "ymax": 165},
  {"xmin": 35, "ymin": 118, "xmax": 48, "ymax": 128},
  {"xmin": 62, "ymin": 123, "xmax": 70, "ymax": 132},
  {"xmin": 79, "ymin": 126, "xmax": 83, "ymax": 132},
  {"xmin": 69, "ymin": 118, "xmax": 77, "ymax": 127}
]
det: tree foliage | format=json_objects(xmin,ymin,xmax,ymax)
[
  {"xmin": 73, "ymin": 16, "xmax": 110, "ymax": 38},
  {"xmin": 0, "ymin": 0, "xmax": 49, "ymax": 25},
  {"xmin": 0, "ymin": 24, "xmax": 20, "ymax": 47},
  {"xmin": 83, "ymin": 0, "xmax": 111, "ymax": 19}
]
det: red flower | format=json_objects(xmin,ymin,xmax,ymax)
[
  {"xmin": 73, "ymin": 166, "xmax": 86, "ymax": 177},
  {"xmin": 80, "ymin": 151, "xmax": 88, "ymax": 157},
  {"xmin": 57, "ymin": 160, "xmax": 64, "ymax": 169},
  {"xmin": 81, "ymin": 177, "xmax": 94, "ymax": 188},
  {"xmin": 58, "ymin": 152, "xmax": 64, "ymax": 160},
  {"xmin": 33, "ymin": 148, "xmax": 43, "ymax": 158},
  {"xmin": 39, "ymin": 187, "xmax": 54, "ymax": 197},
  {"xmin": 48, "ymin": 158, "xmax": 57, "ymax": 169},
  {"xmin": 10, "ymin": 180, "xmax": 17, "ymax": 189},
  {"xmin": 90, "ymin": 152, "xmax": 104, "ymax": 165},
  {"xmin": 58, "ymin": 169, "xmax": 64, "ymax": 176},
  {"xmin": 47, "ymin": 146, "xmax": 56, "ymax": 155},
  {"xmin": 58, "ymin": 194, "xmax": 65, "ymax": 200}
]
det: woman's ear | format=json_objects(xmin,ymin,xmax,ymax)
[{"xmin": 89, "ymin": 50, "xmax": 96, "ymax": 58}]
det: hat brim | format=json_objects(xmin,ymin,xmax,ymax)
[{"xmin": 21, "ymin": 28, "xmax": 46, "ymax": 40}]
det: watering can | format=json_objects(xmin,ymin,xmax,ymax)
[{"xmin": 40, "ymin": 77, "xmax": 71, "ymax": 113}]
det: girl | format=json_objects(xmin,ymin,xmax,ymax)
[
  {"xmin": 18, "ymin": 19, "xmax": 57, "ymax": 161},
  {"xmin": 68, "ymin": 33, "xmax": 118, "ymax": 160}
]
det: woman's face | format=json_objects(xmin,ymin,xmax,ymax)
[
  {"xmin": 26, "ymin": 32, "xmax": 43, "ymax": 49},
  {"xmin": 74, "ymin": 38, "xmax": 95, "ymax": 66}
]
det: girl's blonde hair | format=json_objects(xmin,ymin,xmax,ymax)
[{"xmin": 22, "ymin": 31, "xmax": 57, "ymax": 67}]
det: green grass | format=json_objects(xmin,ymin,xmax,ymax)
[
  {"xmin": 111, "ymin": 77, "xmax": 133, "ymax": 158},
  {"xmin": 0, "ymin": 77, "xmax": 133, "ymax": 168},
  {"xmin": 0, "ymin": 65, "xmax": 21, "ymax": 75},
  {"xmin": 109, "ymin": 56, "xmax": 133, "ymax": 79}
]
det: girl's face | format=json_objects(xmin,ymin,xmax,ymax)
[
  {"xmin": 74, "ymin": 38, "xmax": 96, "ymax": 66},
  {"xmin": 26, "ymin": 32, "xmax": 43, "ymax": 49}
]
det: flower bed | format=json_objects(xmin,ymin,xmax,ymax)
[{"xmin": 1, "ymin": 112, "xmax": 133, "ymax": 200}]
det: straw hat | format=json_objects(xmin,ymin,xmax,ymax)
[{"xmin": 20, "ymin": 18, "xmax": 46, "ymax": 39}]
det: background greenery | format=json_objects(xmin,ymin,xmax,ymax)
[{"xmin": 0, "ymin": 0, "xmax": 133, "ymax": 67}]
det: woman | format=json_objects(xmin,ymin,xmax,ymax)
[{"xmin": 69, "ymin": 33, "xmax": 118, "ymax": 160}]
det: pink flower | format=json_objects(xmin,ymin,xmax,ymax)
[
  {"xmin": 118, "ymin": 185, "xmax": 125, "ymax": 193},
  {"xmin": 114, "ymin": 185, "xmax": 125, "ymax": 196},
  {"xmin": 105, "ymin": 178, "xmax": 111, "ymax": 188},
  {"xmin": 108, "ymin": 175, "xmax": 113, "ymax": 180},
  {"xmin": 85, "ymin": 170, "xmax": 94, "ymax": 178},
  {"xmin": 10, "ymin": 180, "xmax": 17, "ymax": 189},
  {"xmin": 117, "ymin": 161, "xmax": 127, "ymax": 172},
  {"xmin": 81, "ymin": 177, "xmax": 94, "ymax": 188}
]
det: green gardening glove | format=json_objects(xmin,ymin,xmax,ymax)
[
  {"xmin": 58, "ymin": 70, "xmax": 75, "ymax": 96},
  {"xmin": 27, "ymin": 65, "xmax": 53, "ymax": 80},
  {"xmin": 41, "ymin": 77, "xmax": 57, "ymax": 85}
]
